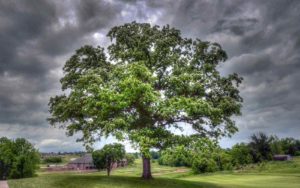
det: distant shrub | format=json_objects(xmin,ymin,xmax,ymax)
[
  {"xmin": 192, "ymin": 157, "xmax": 218, "ymax": 174},
  {"xmin": 230, "ymin": 143, "xmax": 253, "ymax": 166},
  {"xmin": 125, "ymin": 154, "xmax": 135, "ymax": 165},
  {"xmin": 43, "ymin": 156, "xmax": 62, "ymax": 163},
  {"xmin": 295, "ymin": 151, "xmax": 300, "ymax": 156},
  {"xmin": 158, "ymin": 146, "xmax": 192, "ymax": 167},
  {"xmin": 215, "ymin": 152, "xmax": 233, "ymax": 171},
  {"xmin": 150, "ymin": 151, "xmax": 160, "ymax": 160}
]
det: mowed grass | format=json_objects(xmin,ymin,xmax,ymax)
[{"xmin": 8, "ymin": 157, "xmax": 300, "ymax": 188}]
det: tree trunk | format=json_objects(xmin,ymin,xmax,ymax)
[
  {"xmin": 107, "ymin": 166, "xmax": 111, "ymax": 176},
  {"xmin": 107, "ymin": 162, "xmax": 112, "ymax": 176},
  {"xmin": 141, "ymin": 156, "xmax": 152, "ymax": 179}
]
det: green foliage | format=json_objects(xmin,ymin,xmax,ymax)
[
  {"xmin": 270, "ymin": 135, "xmax": 283, "ymax": 155},
  {"xmin": 48, "ymin": 22, "xmax": 243, "ymax": 177},
  {"xmin": 295, "ymin": 151, "xmax": 300, "ymax": 156},
  {"xmin": 190, "ymin": 138, "xmax": 231, "ymax": 173},
  {"xmin": 215, "ymin": 151, "xmax": 233, "ymax": 171},
  {"xmin": 125, "ymin": 154, "xmax": 136, "ymax": 165},
  {"xmin": 280, "ymin": 138, "xmax": 298, "ymax": 156},
  {"xmin": 269, "ymin": 136, "xmax": 300, "ymax": 156},
  {"xmin": 150, "ymin": 151, "xmax": 160, "ymax": 160},
  {"xmin": 49, "ymin": 22, "xmax": 242, "ymax": 150},
  {"xmin": 158, "ymin": 146, "xmax": 192, "ymax": 167},
  {"xmin": 9, "ymin": 138, "xmax": 40, "ymax": 179},
  {"xmin": 0, "ymin": 137, "xmax": 14, "ymax": 180},
  {"xmin": 192, "ymin": 157, "xmax": 218, "ymax": 173},
  {"xmin": 129, "ymin": 152, "xmax": 140, "ymax": 159},
  {"xmin": 43, "ymin": 156, "xmax": 62, "ymax": 164},
  {"xmin": 249, "ymin": 132, "xmax": 273, "ymax": 163},
  {"xmin": 159, "ymin": 138, "xmax": 233, "ymax": 173},
  {"xmin": 92, "ymin": 143, "xmax": 126, "ymax": 176},
  {"xmin": 0, "ymin": 137, "xmax": 40, "ymax": 180},
  {"xmin": 230, "ymin": 143, "xmax": 253, "ymax": 166}
]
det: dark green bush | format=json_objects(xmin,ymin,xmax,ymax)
[
  {"xmin": 150, "ymin": 151, "xmax": 160, "ymax": 160},
  {"xmin": 0, "ymin": 137, "xmax": 40, "ymax": 180},
  {"xmin": 215, "ymin": 152, "xmax": 233, "ymax": 171},
  {"xmin": 294, "ymin": 151, "xmax": 300, "ymax": 156},
  {"xmin": 230, "ymin": 143, "xmax": 253, "ymax": 166},
  {"xmin": 192, "ymin": 157, "xmax": 218, "ymax": 173},
  {"xmin": 158, "ymin": 146, "xmax": 192, "ymax": 167},
  {"xmin": 43, "ymin": 156, "xmax": 62, "ymax": 163}
]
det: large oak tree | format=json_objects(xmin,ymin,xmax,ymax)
[{"xmin": 48, "ymin": 22, "xmax": 242, "ymax": 179}]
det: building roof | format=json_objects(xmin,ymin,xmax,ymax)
[{"xmin": 68, "ymin": 154, "xmax": 93, "ymax": 164}]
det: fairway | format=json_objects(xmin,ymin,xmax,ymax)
[
  {"xmin": 183, "ymin": 174, "xmax": 300, "ymax": 188},
  {"xmin": 8, "ymin": 158, "xmax": 300, "ymax": 188}
]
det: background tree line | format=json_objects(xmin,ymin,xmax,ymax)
[
  {"xmin": 157, "ymin": 132, "xmax": 300, "ymax": 173},
  {"xmin": 0, "ymin": 137, "xmax": 40, "ymax": 180}
]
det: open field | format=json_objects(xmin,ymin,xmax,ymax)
[{"xmin": 8, "ymin": 157, "xmax": 300, "ymax": 188}]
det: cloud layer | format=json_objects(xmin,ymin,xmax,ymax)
[{"xmin": 0, "ymin": 0, "xmax": 299, "ymax": 151}]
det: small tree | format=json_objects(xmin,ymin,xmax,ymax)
[
  {"xmin": 230, "ymin": 143, "xmax": 253, "ymax": 166},
  {"xmin": 48, "ymin": 22, "xmax": 243, "ymax": 179},
  {"xmin": 249, "ymin": 132, "xmax": 272, "ymax": 162},
  {"xmin": 92, "ymin": 143, "xmax": 125, "ymax": 176},
  {"xmin": 9, "ymin": 138, "xmax": 40, "ymax": 179},
  {"xmin": 280, "ymin": 138, "xmax": 298, "ymax": 155},
  {"xmin": 0, "ymin": 137, "xmax": 40, "ymax": 179},
  {"xmin": 270, "ymin": 135, "xmax": 283, "ymax": 155}
]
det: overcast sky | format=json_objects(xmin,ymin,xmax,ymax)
[{"xmin": 0, "ymin": 0, "xmax": 299, "ymax": 152}]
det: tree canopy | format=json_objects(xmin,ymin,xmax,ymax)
[
  {"xmin": 48, "ymin": 22, "xmax": 243, "ymax": 179},
  {"xmin": 0, "ymin": 137, "xmax": 40, "ymax": 180}
]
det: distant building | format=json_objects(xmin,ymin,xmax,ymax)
[
  {"xmin": 67, "ymin": 154, "xmax": 96, "ymax": 170},
  {"xmin": 66, "ymin": 154, "xmax": 128, "ymax": 170},
  {"xmin": 273, "ymin": 154, "xmax": 292, "ymax": 161}
]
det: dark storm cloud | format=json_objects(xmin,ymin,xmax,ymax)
[
  {"xmin": 0, "ymin": 0, "xmax": 59, "ymax": 127},
  {"xmin": 0, "ymin": 0, "xmax": 127, "ymax": 151},
  {"xmin": 214, "ymin": 18, "xmax": 258, "ymax": 36},
  {"xmin": 0, "ymin": 0, "xmax": 300, "ymax": 151},
  {"xmin": 149, "ymin": 0, "xmax": 300, "ymax": 144},
  {"xmin": 204, "ymin": 0, "xmax": 300, "ymax": 143},
  {"xmin": 0, "ymin": 0, "xmax": 57, "ymax": 76},
  {"xmin": 37, "ymin": 0, "xmax": 122, "ymax": 56}
]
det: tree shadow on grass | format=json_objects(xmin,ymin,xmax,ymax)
[{"xmin": 52, "ymin": 174, "xmax": 222, "ymax": 188}]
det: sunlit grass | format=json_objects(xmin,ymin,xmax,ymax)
[{"xmin": 8, "ymin": 157, "xmax": 300, "ymax": 188}]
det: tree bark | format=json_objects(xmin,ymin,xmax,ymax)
[
  {"xmin": 141, "ymin": 156, "xmax": 152, "ymax": 179},
  {"xmin": 107, "ymin": 166, "xmax": 111, "ymax": 176},
  {"xmin": 107, "ymin": 162, "xmax": 112, "ymax": 176}
]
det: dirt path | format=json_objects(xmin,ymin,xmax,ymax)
[{"xmin": 0, "ymin": 180, "xmax": 9, "ymax": 188}]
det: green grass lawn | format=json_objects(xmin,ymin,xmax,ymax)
[{"xmin": 8, "ymin": 157, "xmax": 300, "ymax": 188}]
